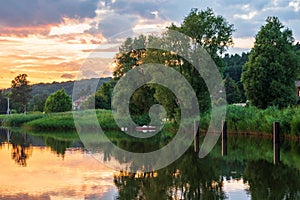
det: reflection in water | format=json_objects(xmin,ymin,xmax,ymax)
[
  {"xmin": 113, "ymin": 148, "xmax": 227, "ymax": 200},
  {"xmin": 0, "ymin": 144, "xmax": 116, "ymax": 199},
  {"xmin": 110, "ymin": 135, "xmax": 300, "ymax": 200},
  {"xmin": 44, "ymin": 137, "xmax": 72, "ymax": 158},
  {"xmin": 1, "ymin": 128, "xmax": 300, "ymax": 199},
  {"xmin": 11, "ymin": 143, "xmax": 32, "ymax": 167},
  {"xmin": 244, "ymin": 160, "xmax": 300, "ymax": 200}
]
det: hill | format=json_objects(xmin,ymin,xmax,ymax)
[
  {"xmin": 0, "ymin": 77, "xmax": 112, "ymax": 113},
  {"xmin": 30, "ymin": 77, "xmax": 112, "ymax": 98}
]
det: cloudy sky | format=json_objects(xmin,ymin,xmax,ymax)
[{"xmin": 1, "ymin": 0, "xmax": 300, "ymax": 88}]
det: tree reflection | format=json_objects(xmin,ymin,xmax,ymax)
[
  {"xmin": 11, "ymin": 143, "xmax": 32, "ymax": 167},
  {"xmin": 10, "ymin": 133, "xmax": 32, "ymax": 167},
  {"xmin": 244, "ymin": 160, "xmax": 300, "ymax": 200},
  {"xmin": 44, "ymin": 137, "xmax": 72, "ymax": 157},
  {"xmin": 114, "ymin": 148, "xmax": 226, "ymax": 200}
]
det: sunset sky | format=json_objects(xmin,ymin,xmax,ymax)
[{"xmin": 1, "ymin": 0, "xmax": 300, "ymax": 89}]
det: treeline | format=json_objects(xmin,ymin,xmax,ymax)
[
  {"xmin": 86, "ymin": 10, "xmax": 300, "ymax": 124},
  {"xmin": 0, "ymin": 77, "xmax": 111, "ymax": 114}
]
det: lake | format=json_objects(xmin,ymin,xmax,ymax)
[{"xmin": 1, "ymin": 128, "xmax": 300, "ymax": 200}]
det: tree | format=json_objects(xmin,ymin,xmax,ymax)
[
  {"xmin": 112, "ymin": 8, "xmax": 234, "ymax": 120},
  {"xmin": 223, "ymin": 52, "xmax": 249, "ymax": 102},
  {"xmin": 28, "ymin": 94, "xmax": 48, "ymax": 112},
  {"xmin": 169, "ymin": 8, "xmax": 234, "ymax": 70},
  {"xmin": 0, "ymin": 90, "xmax": 8, "ymax": 114},
  {"xmin": 10, "ymin": 74, "xmax": 32, "ymax": 113},
  {"xmin": 242, "ymin": 17, "xmax": 300, "ymax": 109},
  {"xmin": 44, "ymin": 89, "xmax": 72, "ymax": 113},
  {"xmin": 83, "ymin": 82, "xmax": 114, "ymax": 110},
  {"xmin": 224, "ymin": 76, "xmax": 242, "ymax": 104}
]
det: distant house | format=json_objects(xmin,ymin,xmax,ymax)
[
  {"xmin": 296, "ymin": 81, "xmax": 300, "ymax": 100},
  {"xmin": 73, "ymin": 96, "xmax": 89, "ymax": 110}
]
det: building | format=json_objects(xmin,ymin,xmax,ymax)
[
  {"xmin": 73, "ymin": 96, "xmax": 89, "ymax": 110},
  {"xmin": 296, "ymin": 81, "xmax": 300, "ymax": 101}
]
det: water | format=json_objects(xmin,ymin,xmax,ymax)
[{"xmin": 0, "ymin": 128, "xmax": 300, "ymax": 199}]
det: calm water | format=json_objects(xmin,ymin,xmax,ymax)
[{"xmin": 0, "ymin": 128, "xmax": 300, "ymax": 200}]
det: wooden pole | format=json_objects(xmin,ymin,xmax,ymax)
[
  {"xmin": 194, "ymin": 120, "xmax": 199, "ymax": 153},
  {"xmin": 7, "ymin": 97, "xmax": 10, "ymax": 115},
  {"xmin": 222, "ymin": 121, "xmax": 227, "ymax": 156},
  {"xmin": 273, "ymin": 122, "xmax": 280, "ymax": 164}
]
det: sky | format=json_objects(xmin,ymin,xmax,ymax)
[{"xmin": 1, "ymin": 0, "xmax": 300, "ymax": 88}]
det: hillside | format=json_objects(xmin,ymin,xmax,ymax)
[
  {"xmin": 30, "ymin": 77, "xmax": 112, "ymax": 98},
  {"xmin": 0, "ymin": 78, "xmax": 112, "ymax": 114}
]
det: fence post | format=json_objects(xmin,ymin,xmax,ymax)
[
  {"xmin": 273, "ymin": 122, "xmax": 280, "ymax": 164},
  {"xmin": 222, "ymin": 121, "xmax": 227, "ymax": 156},
  {"xmin": 194, "ymin": 120, "xmax": 199, "ymax": 153}
]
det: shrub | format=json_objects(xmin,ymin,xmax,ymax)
[{"xmin": 44, "ymin": 89, "xmax": 72, "ymax": 113}]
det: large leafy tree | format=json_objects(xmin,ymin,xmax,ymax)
[
  {"xmin": 10, "ymin": 74, "xmax": 32, "ymax": 113},
  {"xmin": 112, "ymin": 8, "xmax": 234, "ymax": 120},
  {"xmin": 242, "ymin": 17, "xmax": 300, "ymax": 109},
  {"xmin": 44, "ymin": 89, "xmax": 72, "ymax": 113},
  {"xmin": 170, "ymin": 8, "xmax": 234, "ymax": 61}
]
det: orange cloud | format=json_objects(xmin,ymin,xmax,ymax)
[{"xmin": 0, "ymin": 24, "xmax": 54, "ymax": 37}]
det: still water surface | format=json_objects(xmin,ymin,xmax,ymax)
[{"xmin": 0, "ymin": 128, "xmax": 300, "ymax": 199}]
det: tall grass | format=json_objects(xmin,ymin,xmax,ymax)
[
  {"xmin": 2, "ymin": 113, "xmax": 44, "ymax": 127},
  {"xmin": 25, "ymin": 112, "xmax": 75, "ymax": 131},
  {"xmin": 2, "ymin": 106, "xmax": 300, "ymax": 136},
  {"xmin": 225, "ymin": 105, "xmax": 300, "ymax": 135}
]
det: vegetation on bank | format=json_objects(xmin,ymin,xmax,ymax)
[
  {"xmin": 1, "ymin": 105, "xmax": 300, "ymax": 137},
  {"xmin": 224, "ymin": 105, "xmax": 300, "ymax": 136}
]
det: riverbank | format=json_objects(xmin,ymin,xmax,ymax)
[{"xmin": 1, "ymin": 105, "xmax": 300, "ymax": 137}]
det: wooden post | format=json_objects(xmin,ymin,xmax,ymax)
[
  {"xmin": 7, "ymin": 97, "xmax": 11, "ymax": 115},
  {"xmin": 194, "ymin": 120, "xmax": 199, "ymax": 153},
  {"xmin": 273, "ymin": 122, "xmax": 280, "ymax": 164},
  {"xmin": 222, "ymin": 121, "xmax": 227, "ymax": 156}
]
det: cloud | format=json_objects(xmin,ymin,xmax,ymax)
[
  {"xmin": 61, "ymin": 73, "xmax": 75, "ymax": 79},
  {"xmin": 0, "ymin": 0, "xmax": 98, "ymax": 27}
]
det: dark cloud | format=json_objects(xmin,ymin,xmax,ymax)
[
  {"xmin": 61, "ymin": 73, "xmax": 75, "ymax": 79},
  {"xmin": 0, "ymin": 0, "xmax": 98, "ymax": 27},
  {"xmin": 98, "ymin": 14, "xmax": 137, "ymax": 37},
  {"xmin": 82, "ymin": 69, "xmax": 100, "ymax": 78}
]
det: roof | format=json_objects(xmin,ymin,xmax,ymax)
[{"xmin": 296, "ymin": 81, "xmax": 300, "ymax": 87}]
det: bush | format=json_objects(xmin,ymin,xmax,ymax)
[{"xmin": 44, "ymin": 89, "xmax": 72, "ymax": 113}]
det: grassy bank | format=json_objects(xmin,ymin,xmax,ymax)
[
  {"xmin": 1, "ymin": 105, "xmax": 300, "ymax": 136},
  {"xmin": 225, "ymin": 105, "xmax": 300, "ymax": 136}
]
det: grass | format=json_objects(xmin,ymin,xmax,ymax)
[
  {"xmin": 1, "ymin": 106, "xmax": 300, "ymax": 136},
  {"xmin": 1, "ymin": 113, "xmax": 44, "ymax": 127},
  {"xmin": 225, "ymin": 105, "xmax": 300, "ymax": 136}
]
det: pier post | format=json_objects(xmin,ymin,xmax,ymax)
[
  {"xmin": 194, "ymin": 120, "xmax": 199, "ymax": 153},
  {"xmin": 273, "ymin": 122, "xmax": 280, "ymax": 164},
  {"xmin": 222, "ymin": 121, "xmax": 227, "ymax": 156}
]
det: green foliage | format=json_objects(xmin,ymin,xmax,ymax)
[
  {"xmin": 113, "ymin": 35, "xmax": 147, "ymax": 79},
  {"xmin": 171, "ymin": 8, "xmax": 234, "ymax": 57},
  {"xmin": 223, "ymin": 52, "xmax": 249, "ymax": 102},
  {"xmin": 2, "ymin": 113, "xmax": 44, "ymax": 127},
  {"xmin": 95, "ymin": 82, "xmax": 113, "ymax": 110},
  {"xmin": 28, "ymin": 94, "xmax": 48, "ymax": 112},
  {"xmin": 224, "ymin": 105, "xmax": 300, "ymax": 135},
  {"xmin": 44, "ymin": 89, "xmax": 72, "ymax": 113},
  {"xmin": 0, "ymin": 90, "xmax": 8, "ymax": 114},
  {"xmin": 224, "ymin": 76, "xmax": 242, "ymax": 104},
  {"xmin": 242, "ymin": 17, "xmax": 300, "ymax": 109},
  {"xmin": 10, "ymin": 74, "xmax": 32, "ymax": 113},
  {"xmin": 112, "ymin": 8, "xmax": 234, "ymax": 120},
  {"xmin": 84, "ymin": 81, "xmax": 115, "ymax": 110},
  {"xmin": 29, "ymin": 77, "xmax": 111, "ymax": 98},
  {"xmin": 25, "ymin": 112, "xmax": 75, "ymax": 130}
]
